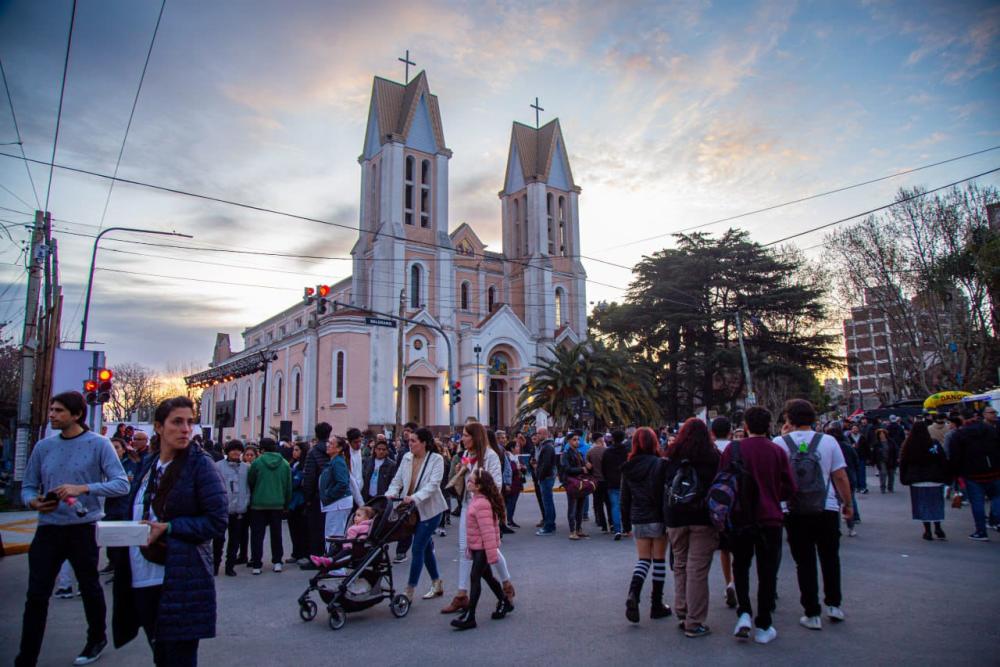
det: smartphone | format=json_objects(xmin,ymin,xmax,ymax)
[{"xmin": 43, "ymin": 491, "xmax": 58, "ymax": 502}]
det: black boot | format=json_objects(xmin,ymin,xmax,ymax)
[
  {"xmin": 491, "ymin": 597, "xmax": 514, "ymax": 620},
  {"xmin": 650, "ymin": 580, "xmax": 672, "ymax": 618},
  {"xmin": 626, "ymin": 580, "xmax": 643, "ymax": 623},
  {"xmin": 934, "ymin": 523, "xmax": 946, "ymax": 540},
  {"xmin": 450, "ymin": 608, "xmax": 477, "ymax": 630}
]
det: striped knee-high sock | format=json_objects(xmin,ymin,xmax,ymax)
[
  {"xmin": 631, "ymin": 558, "xmax": 651, "ymax": 590},
  {"xmin": 651, "ymin": 558, "xmax": 667, "ymax": 600}
]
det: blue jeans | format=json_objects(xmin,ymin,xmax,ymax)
[
  {"xmin": 408, "ymin": 512, "xmax": 442, "ymax": 588},
  {"xmin": 504, "ymin": 491, "xmax": 520, "ymax": 525},
  {"xmin": 608, "ymin": 488, "xmax": 622, "ymax": 533},
  {"xmin": 855, "ymin": 456, "xmax": 868, "ymax": 491},
  {"xmin": 539, "ymin": 477, "xmax": 556, "ymax": 532},
  {"xmin": 964, "ymin": 478, "xmax": 1000, "ymax": 533}
]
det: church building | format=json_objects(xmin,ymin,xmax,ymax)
[{"xmin": 187, "ymin": 69, "xmax": 587, "ymax": 438}]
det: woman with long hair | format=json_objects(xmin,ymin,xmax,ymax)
[
  {"xmin": 664, "ymin": 418, "xmax": 720, "ymax": 638},
  {"xmin": 387, "ymin": 427, "xmax": 448, "ymax": 601},
  {"xmin": 321, "ymin": 438, "xmax": 353, "ymax": 539},
  {"xmin": 899, "ymin": 421, "xmax": 950, "ymax": 540},
  {"xmin": 111, "ymin": 397, "xmax": 227, "ymax": 665},
  {"xmin": 286, "ymin": 441, "xmax": 311, "ymax": 564},
  {"xmin": 620, "ymin": 426, "xmax": 670, "ymax": 624},
  {"xmin": 440, "ymin": 422, "xmax": 515, "ymax": 614}
]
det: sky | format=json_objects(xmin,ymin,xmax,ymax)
[{"xmin": 0, "ymin": 0, "xmax": 997, "ymax": 373}]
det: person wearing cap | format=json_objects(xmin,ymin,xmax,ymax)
[{"xmin": 214, "ymin": 441, "xmax": 250, "ymax": 576}]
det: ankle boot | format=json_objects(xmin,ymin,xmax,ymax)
[
  {"xmin": 934, "ymin": 524, "xmax": 946, "ymax": 540},
  {"xmin": 626, "ymin": 580, "xmax": 643, "ymax": 623},
  {"xmin": 651, "ymin": 597, "xmax": 672, "ymax": 619},
  {"xmin": 450, "ymin": 608, "xmax": 477, "ymax": 630},
  {"xmin": 440, "ymin": 593, "xmax": 469, "ymax": 614},
  {"xmin": 491, "ymin": 597, "xmax": 514, "ymax": 620}
]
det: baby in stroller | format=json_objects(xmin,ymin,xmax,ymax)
[{"xmin": 310, "ymin": 506, "xmax": 376, "ymax": 570}]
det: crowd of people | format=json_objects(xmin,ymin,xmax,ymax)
[{"xmin": 11, "ymin": 389, "xmax": 1000, "ymax": 664}]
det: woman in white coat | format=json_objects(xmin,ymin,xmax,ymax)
[
  {"xmin": 440, "ymin": 421, "xmax": 515, "ymax": 614},
  {"xmin": 387, "ymin": 427, "xmax": 448, "ymax": 601}
]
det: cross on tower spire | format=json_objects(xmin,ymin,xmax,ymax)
[
  {"xmin": 530, "ymin": 97, "xmax": 544, "ymax": 129},
  {"xmin": 398, "ymin": 49, "xmax": 416, "ymax": 84}
]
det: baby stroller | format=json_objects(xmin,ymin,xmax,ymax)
[{"xmin": 297, "ymin": 495, "xmax": 419, "ymax": 630}]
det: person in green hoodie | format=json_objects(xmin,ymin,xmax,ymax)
[{"xmin": 248, "ymin": 438, "xmax": 292, "ymax": 575}]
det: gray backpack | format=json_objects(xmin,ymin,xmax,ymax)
[{"xmin": 782, "ymin": 433, "xmax": 829, "ymax": 515}]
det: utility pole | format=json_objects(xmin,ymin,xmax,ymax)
[
  {"xmin": 13, "ymin": 211, "xmax": 47, "ymax": 501},
  {"xmin": 393, "ymin": 289, "xmax": 405, "ymax": 444},
  {"xmin": 735, "ymin": 309, "xmax": 755, "ymax": 406}
]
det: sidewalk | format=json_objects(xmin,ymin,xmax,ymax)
[{"xmin": 0, "ymin": 511, "xmax": 36, "ymax": 556}]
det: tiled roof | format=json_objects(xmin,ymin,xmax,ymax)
[
  {"xmin": 509, "ymin": 119, "xmax": 573, "ymax": 186},
  {"xmin": 370, "ymin": 71, "xmax": 447, "ymax": 151}
]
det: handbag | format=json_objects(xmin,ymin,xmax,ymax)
[
  {"xmin": 139, "ymin": 464, "xmax": 168, "ymax": 565},
  {"xmin": 565, "ymin": 473, "xmax": 597, "ymax": 497},
  {"xmin": 445, "ymin": 462, "xmax": 466, "ymax": 498},
  {"xmin": 390, "ymin": 454, "xmax": 430, "ymax": 530}
]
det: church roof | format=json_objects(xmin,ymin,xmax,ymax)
[
  {"xmin": 508, "ymin": 119, "xmax": 575, "ymax": 188},
  {"xmin": 367, "ymin": 71, "xmax": 447, "ymax": 152}
]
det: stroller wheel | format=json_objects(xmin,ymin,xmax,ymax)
[
  {"xmin": 328, "ymin": 607, "xmax": 347, "ymax": 630},
  {"xmin": 299, "ymin": 599, "xmax": 318, "ymax": 622},
  {"xmin": 390, "ymin": 594, "xmax": 411, "ymax": 618}
]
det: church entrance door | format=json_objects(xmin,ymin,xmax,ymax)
[{"xmin": 407, "ymin": 384, "xmax": 427, "ymax": 426}]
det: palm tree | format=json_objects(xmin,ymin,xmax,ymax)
[{"xmin": 517, "ymin": 342, "xmax": 660, "ymax": 429}]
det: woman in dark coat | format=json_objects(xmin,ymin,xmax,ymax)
[
  {"xmin": 112, "ymin": 397, "xmax": 227, "ymax": 665},
  {"xmin": 899, "ymin": 420, "xmax": 950, "ymax": 541}
]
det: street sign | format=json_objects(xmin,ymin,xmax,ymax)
[{"xmin": 365, "ymin": 316, "xmax": 397, "ymax": 328}]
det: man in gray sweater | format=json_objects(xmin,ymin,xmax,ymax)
[{"xmin": 16, "ymin": 391, "xmax": 129, "ymax": 667}]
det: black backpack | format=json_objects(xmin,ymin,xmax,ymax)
[
  {"xmin": 782, "ymin": 433, "xmax": 829, "ymax": 515},
  {"xmin": 666, "ymin": 459, "xmax": 701, "ymax": 508}
]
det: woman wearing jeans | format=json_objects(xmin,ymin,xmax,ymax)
[
  {"xmin": 561, "ymin": 431, "xmax": 592, "ymax": 539},
  {"xmin": 387, "ymin": 427, "xmax": 447, "ymax": 601}
]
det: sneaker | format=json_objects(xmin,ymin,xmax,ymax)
[
  {"xmin": 799, "ymin": 615, "xmax": 822, "ymax": 630},
  {"xmin": 310, "ymin": 555, "xmax": 333, "ymax": 568},
  {"xmin": 284, "ymin": 557, "xmax": 299, "ymax": 564},
  {"xmin": 991, "ymin": 523, "xmax": 1000, "ymax": 533},
  {"xmin": 436, "ymin": 528, "xmax": 448, "ymax": 537},
  {"xmin": 535, "ymin": 529, "xmax": 554, "ymax": 536},
  {"xmin": 753, "ymin": 626, "xmax": 778, "ymax": 644},
  {"xmin": 54, "ymin": 586, "xmax": 75, "ymax": 600},
  {"xmin": 848, "ymin": 528, "xmax": 857, "ymax": 537},
  {"xmin": 968, "ymin": 531, "xmax": 989, "ymax": 542},
  {"xmin": 72, "ymin": 639, "xmax": 107, "ymax": 665},
  {"xmin": 568, "ymin": 531, "xmax": 580, "ymax": 540},
  {"xmin": 296, "ymin": 557, "xmax": 311, "ymax": 567},
  {"xmin": 393, "ymin": 553, "xmax": 408, "ymax": 563},
  {"xmin": 684, "ymin": 624, "xmax": 711, "ymax": 638},
  {"xmin": 733, "ymin": 612, "xmax": 752, "ymax": 640},
  {"xmin": 273, "ymin": 563, "xmax": 283, "ymax": 573},
  {"xmin": 251, "ymin": 568, "xmax": 262, "ymax": 575},
  {"xmin": 725, "ymin": 583, "xmax": 737, "ymax": 608},
  {"xmin": 613, "ymin": 532, "xmax": 622, "ymax": 541},
  {"xmin": 827, "ymin": 606, "xmax": 845, "ymax": 622}
]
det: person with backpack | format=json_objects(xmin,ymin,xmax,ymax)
[
  {"xmin": 710, "ymin": 416, "xmax": 738, "ymax": 609},
  {"xmin": 715, "ymin": 406, "xmax": 795, "ymax": 644},
  {"xmin": 775, "ymin": 399, "xmax": 853, "ymax": 631},
  {"xmin": 664, "ymin": 418, "xmax": 721, "ymax": 638}
]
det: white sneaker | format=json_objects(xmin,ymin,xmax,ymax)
[
  {"xmin": 799, "ymin": 615, "xmax": 822, "ymax": 630},
  {"xmin": 733, "ymin": 612, "xmax": 752, "ymax": 640},
  {"xmin": 848, "ymin": 528, "xmax": 857, "ymax": 537},
  {"xmin": 251, "ymin": 568, "xmax": 262, "ymax": 575},
  {"xmin": 754, "ymin": 626, "xmax": 778, "ymax": 644},
  {"xmin": 273, "ymin": 563, "xmax": 283, "ymax": 573},
  {"xmin": 827, "ymin": 606, "xmax": 845, "ymax": 622}
]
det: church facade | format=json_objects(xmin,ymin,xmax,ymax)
[{"xmin": 190, "ymin": 70, "xmax": 587, "ymax": 438}]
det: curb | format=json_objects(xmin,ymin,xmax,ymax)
[{"xmin": 2, "ymin": 543, "xmax": 29, "ymax": 556}]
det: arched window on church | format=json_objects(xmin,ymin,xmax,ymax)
[
  {"xmin": 555, "ymin": 287, "xmax": 565, "ymax": 327},
  {"xmin": 273, "ymin": 373, "xmax": 283, "ymax": 415},
  {"xmin": 333, "ymin": 350, "xmax": 346, "ymax": 403},
  {"xmin": 460, "ymin": 281, "xmax": 470, "ymax": 310},
  {"xmin": 410, "ymin": 264, "xmax": 421, "ymax": 308},
  {"xmin": 546, "ymin": 193, "xmax": 555, "ymax": 255},
  {"xmin": 558, "ymin": 196, "xmax": 567, "ymax": 256},
  {"xmin": 522, "ymin": 195, "xmax": 529, "ymax": 255},
  {"xmin": 245, "ymin": 381, "xmax": 252, "ymax": 420},
  {"xmin": 488, "ymin": 286, "xmax": 497, "ymax": 312},
  {"xmin": 291, "ymin": 368, "xmax": 301, "ymax": 412},
  {"xmin": 404, "ymin": 156, "xmax": 415, "ymax": 225},
  {"xmin": 512, "ymin": 199, "xmax": 520, "ymax": 258},
  {"xmin": 420, "ymin": 159, "xmax": 431, "ymax": 228}
]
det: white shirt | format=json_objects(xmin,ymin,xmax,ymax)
[
  {"xmin": 774, "ymin": 431, "xmax": 846, "ymax": 512},
  {"xmin": 369, "ymin": 458, "xmax": 387, "ymax": 498},
  {"xmin": 129, "ymin": 461, "xmax": 170, "ymax": 588},
  {"xmin": 715, "ymin": 439, "xmax": 731, "ymax": 453},
  {"xmin": 349, "ymin": 447, "xmax": 363, "ymax": 488}
]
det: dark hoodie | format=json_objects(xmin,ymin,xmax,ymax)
[
  {"xmin": 248, "ymin": 451, "xmax": 292, "ymax": 510},
  {"xmin": 302, "ymin": 442, "xmax": 331, "ymax": 502},
  {"xmin": 620, "ymin": 454, "xmax": 667, "ymax": 530}
]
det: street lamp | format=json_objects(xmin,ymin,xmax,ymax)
[
  {"xmin": 473, "ymin": 344, "xmax": 482, "ymax": 422},
  {"xmin": 80, "ymin": 226, "xmax": 194, "ymax": 349}
]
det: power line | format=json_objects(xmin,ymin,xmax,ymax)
[
  {"xmin": 96, "ymin": 266, "xmax": 296, "ymax": 290},
  {"xmin": 44, "ymin": 0, "xmax": 77, "ymax": 212},
  {"xmin": 0, "ymin": 57, "xmax": 41, "ymax": 209},
  {"xmin": 0, "ymin": 182, "xmax": 33, "ymax": 210},
  {"xmin": 606, "ymin": 144, "xmax": 1000, "ymax": 250}
]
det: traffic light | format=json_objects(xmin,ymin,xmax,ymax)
[
  {"xmin": 303, "ymin": 286, "xmax": 316, "ymax": 304},
  {"xmin": 305, "ymin": 284, "xmax": 332, "ymax": 315},
  {"xmin": 97, "ymin": 368, "xmax": 113, "ymax": 403},
  {"xmin": 450, "ymin": 381, "xmax": 462, "ymax": 404},
  {"xmin": 83, "ymin": 379, "xmax": 98, "ymax": 405}
]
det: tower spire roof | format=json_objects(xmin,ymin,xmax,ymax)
[
  {"xmin": 364, "ymin": 70, "xmax": 448, "ymax": 152},
  {"xmin": 507, "ymin": 119, "xmax": 576, "ymax": 189}
]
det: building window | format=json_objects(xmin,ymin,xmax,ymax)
[
  {"xmin": 273, "ymin": 373, "xmax": 283, "ymax": 415},
  {"xmin": 546, "ymin": 193, "xmax": 555, "ymax": 255},
  {"xmin": 555, "ymin": 287, "xmax": 564, "ymax": 326},
  {"xmin": 420, "ymin": 159, "xmax": 431, "ymax": 228},
  {"xmin": 294, "ymin": 317, "xmax": 302, "ymax": 329},
  {"xmin": 253, "ymin": 336, "xmax": 261, "ymax": 347},
  {"xmin": 291, "ymin": 368, "xmax": 301, "ymax": 411},
  {"xmin": 512, "ymin": 199, "xmax": 520, "ymax": 258},
  {"xmin": 460, "ymin": 281, "xmax": 470, "ymax": 310},
  {"xmin": 522, "ymin": 195, "xmax": 529, "ymax": 255},
  {"xmin": 279, "ymin": 325, "xmax": 286, "ymax": 337},
  {"xmin": 333, "ymin": 351, "xmax": 346, "ymax": 402},
  {"xmin": 404, "ymin": 156, "xmax": 415, "ymax": 225},
  {"xmin": 558, "ymin": 196, "xmax": 567, "ymax": 256},
  {"xmin": 245, "ymin": 382, "xmax": 252, "ymax": 420},
  {"xmin": 410, "ymin": 264, "xmax": 421, "ymax": 308},
  {"xmin": 488, "ymin": 286, "xmax": 497, "ymax": 312}
]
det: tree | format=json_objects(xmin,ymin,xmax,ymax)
[
  {"xmin": 106, "ymin": 362, "xmax": 160, "ymax": 422},
  {"xmin": 592, "ymin": 229, "xmax": 838, "ymax": 420},
  {"xmin": 0, "ymin": 324, "xmax": 19, "ymax": 439},
  {"xmin": 516, "ymin": 342, "xmax": 660, "ymax": 429}
]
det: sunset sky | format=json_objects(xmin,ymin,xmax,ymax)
[{"xmin": 0, "ymin": 0, "xmax": 997, "ymax": 371}]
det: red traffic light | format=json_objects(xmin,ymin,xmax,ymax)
[
  {"xmin": 97, "ymin": 368, "xmax": 113, "ymax": 381},
  {"xmin": 84, "ymin": 380, "xmax": 98, "ymax": 392},
  {"xmin": 318, "ymin": 284, "xmax": 331, "ymax": 298},
  {"xmin": 454, "ymin": 381, "xmax": 461, "ymax": 388},
  {"xmin": 304, "ymin": 286, "xmax": 315, "ymax": 297}
]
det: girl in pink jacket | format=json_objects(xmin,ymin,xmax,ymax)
[{"xmin": 451, "ymin": 470, "xmax": 513, "ymax": 630}]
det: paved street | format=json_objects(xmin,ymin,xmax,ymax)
[{"xmin": 1, "ymin": 487, "xmax": 998, "ymax": 666}]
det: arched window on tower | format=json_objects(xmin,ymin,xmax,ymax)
[
  {"xmin": 404, "ymin": 156, "xmax": 415, "ymax": 225},
  {"xmin": 555, "ymin": 287, "xmax": 565, "ymax": 327},
  {"xmin": 512, "ymin": 199, "xmax": 520, "ymax": 258},
  {"xmin": 410, "ymin": 264, "xmax": 421, "ymax": 308},
  {"xmin": 488, "ymin": 286, "xmax": 497, "ymax": 312},
  {"xmin": 546, "ymin": 193, "xmax": 555, "ymax": 255},
  {"xmin": 420, "ymin": 159, "xmax": 431, "ymax": 228},
  {"xmin": 460, "ymin": 281, "xmax": 470, "ymax": 310},
  {"xmin": 558, "ymin": 196, "xmax": 567, "ymax": 256}
]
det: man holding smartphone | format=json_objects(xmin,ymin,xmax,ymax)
[{"xmin": 15, "ymin": 391, "xmax": 129, "ymax": 667}]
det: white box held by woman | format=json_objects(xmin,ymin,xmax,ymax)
[{"xmin": 96, "ymin": 521, "xmax": 150, "ymax": 547}]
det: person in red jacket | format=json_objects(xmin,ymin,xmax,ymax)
[
  {"xmin": 450, "ymin": 469, "xmax": 513, "ymax": 630},
  {"xmin": 719, "ymin": 406, "xmax": 796, "ymax": 645}
]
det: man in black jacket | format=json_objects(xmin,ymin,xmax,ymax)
[
  {"xmin": 534, "ymin": 428, "xmax": 557, "ymax": 536},
  {"xmin": 362, "ymin": 440, "xmax": 397, "ymax": 502},
  {"xmin": 950, "ymin": 408, "xmax": 1000, "ymax": 540},
  {"xmin": 602, "ymin": 429, "xmax": 628, "ymax": 539},
  {"xmin": 301, "ymin": 422, "xmax": 332, "ymax": 568}
]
